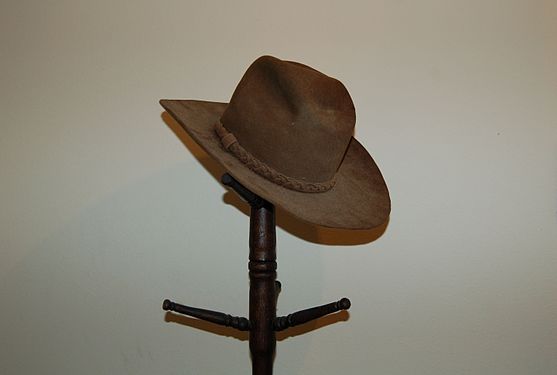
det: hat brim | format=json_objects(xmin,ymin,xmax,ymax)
[{"xmin": 160, "ymin": 99, "xmax": 390, "ymax": 229}]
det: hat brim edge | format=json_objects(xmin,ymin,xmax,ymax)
[{"xmin": 160, "ymin": 99, "xmax": 390, "ymax": 230}]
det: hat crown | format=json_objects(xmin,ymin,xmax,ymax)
[{"xmin": 220, "ymin": 56, "xmax": 355, "ymax": 183}]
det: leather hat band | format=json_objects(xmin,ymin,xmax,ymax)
[{"xmin": 214, "ymin": 121, "xmax": 335, "ymax": 193}]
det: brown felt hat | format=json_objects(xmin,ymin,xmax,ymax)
[{"xmin": 160, "ymin": 56, "xmax": 390, "ymax": 229}]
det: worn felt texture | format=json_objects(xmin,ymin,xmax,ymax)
[
  {"xmin": 160, "ymin": 56, "xmax": 390, "ymax": 229},
  {"xmin": 220, "ymin": 56, "xmax": 355, "ymax": 183}
]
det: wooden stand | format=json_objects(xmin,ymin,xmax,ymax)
[{"xmin": 163, "ymin": 173, "xmax": 351, "ymax": 375}]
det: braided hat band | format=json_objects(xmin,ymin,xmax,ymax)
[{"xmin": 214, "ymin": 121, "xmax": 336, "ymax": 193}]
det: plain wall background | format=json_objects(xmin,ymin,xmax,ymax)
[{"xmin": 1, "ymin": 1, "xmax": 556, "ymax": 374}]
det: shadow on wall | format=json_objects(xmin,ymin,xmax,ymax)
[{"xmin": 162, "ymin": 112, "xmax": 389, "ymax": 246}]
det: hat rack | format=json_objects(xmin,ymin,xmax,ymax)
[{"xmin": 162, "ymin": 173, "xmax": 351, "ymax": 375}]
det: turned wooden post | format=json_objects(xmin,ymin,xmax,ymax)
[
  {"xmin": 249, "ymin": 200, "xmax": 277, "ymax": 375},
  {"xmin": 162, "ymin": 173, "xmax": 351, "ymax": 375}
]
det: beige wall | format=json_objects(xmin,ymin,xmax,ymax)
[{"xmin": 1, "ymin": 1, "xmax": 556, "ymax": 374}]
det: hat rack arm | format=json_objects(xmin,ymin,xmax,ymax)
[
  {"xmin": 274, "ymin": 298, "xmax": 351, "ymax": 331},
  {"xmin": 162, "ymin": 299, "xmax": 250, "ymax": 331},
  {"xmin": 221, "ymin": 173, "xmax": 265, "ymax": 208}
]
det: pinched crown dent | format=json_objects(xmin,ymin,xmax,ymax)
[{"xmin": 220, "ymin": 56, "xmax": 355, "ymax": 183}]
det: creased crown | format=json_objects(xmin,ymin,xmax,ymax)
[{"xmin": 220, "ymin": 56, "xmax": 355, "ymax": 184}]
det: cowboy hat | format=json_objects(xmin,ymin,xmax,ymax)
[{"xmin": 160, "ymin": 56, "xmax": 390, "ymax": 229}]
